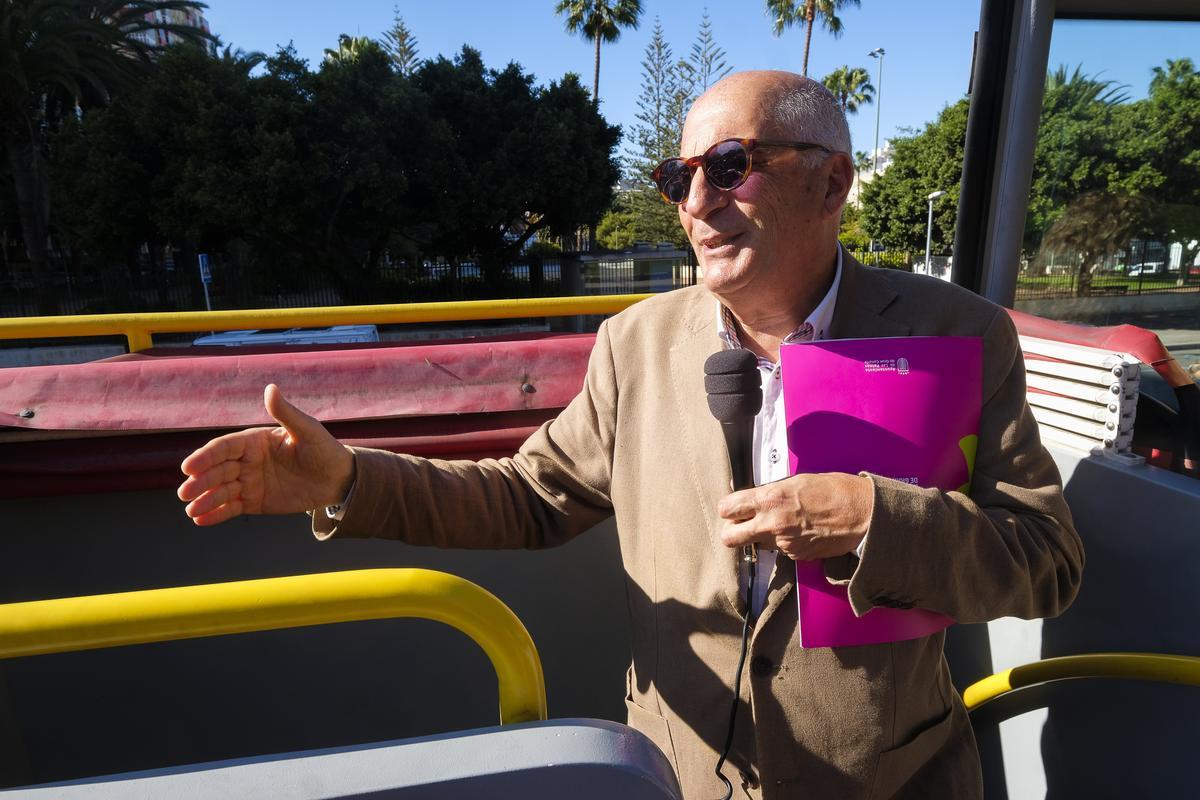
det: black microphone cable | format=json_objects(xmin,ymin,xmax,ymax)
[{"xmin": 714, "ymin": 555, "xmax": 756, "ymax": 800}]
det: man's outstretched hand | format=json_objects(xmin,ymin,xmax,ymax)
[{"xmin": 178, "ymin": 384, "xmax": 355, "ymax": 526}]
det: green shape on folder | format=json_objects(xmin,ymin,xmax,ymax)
[{"xmin": 956, "ymin": 435, "xmax": 978, "ymax": 496}]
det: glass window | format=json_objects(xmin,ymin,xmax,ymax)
[{"xmin": 1017, "ymin": 19, "xmax": 1199, "ymax": 386}]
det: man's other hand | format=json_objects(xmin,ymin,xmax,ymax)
[
  {"xmin": 718, "ymin": 473, "xmax": 873, "ymax": 560},
  {"xmin": 177, "ymin": 384, "xmax": 355, "ymax": 526}
]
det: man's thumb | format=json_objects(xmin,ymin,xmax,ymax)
[{"xmin": 264, "ymin": 384, "xmax": 322, "ymax": 443}]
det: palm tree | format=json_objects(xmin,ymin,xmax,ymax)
[
  {"xmin": 822, "ymin": 65, "xmax": 874, "ymax": 115},
  {"xmin": 323, "ymin": 35, "xmax": 383, "ymax": 66},
  {"xmin": 1043, "ymin": 64, "xmax": 1130, "ymax": 112},
  {"xmin": 220, "ymin": 45, "xmax": 267, "ymax": 76},
  {"xmin": 554, "ymin": 0, "xmax": 643, "ymax": 104},
  {"xmin": 0, "ymin": 0, "xmax": 214, "ymax": 315},
  {"xmin": 765, "ymin": 0, "xmax": 861, "ymax": 77}
]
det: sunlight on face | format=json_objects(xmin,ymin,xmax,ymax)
[{"xmin": 678, "ymin": 84, "xmax": 829, "ymax": 303}]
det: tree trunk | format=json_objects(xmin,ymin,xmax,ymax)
[
  {"xmin": 150, "ymin": 242, "xmax": 170, "ymax": 309},
  {"xmin": 529, "ymin": 254, "xmax": 544, "ymax": 296},
  {"xmin": 593, "ymin": 30, "xmax": 602, "ymax": 105},
  {"xmin": 4, "ymin": 133, "xmax": 58, "ymax": 315},
  {"xmin": 802, "ymin": 0, "xmax": 816, "ymax": 77}
]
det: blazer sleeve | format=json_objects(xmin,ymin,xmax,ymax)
[
  {"xmin": 310, "ymin": 321, "xmax": 619, "ymax": 549},
  {"xmin": 829, "ymin": 305, "xmax": 1085, "ymax": 623}
]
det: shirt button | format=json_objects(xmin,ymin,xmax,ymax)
[
  {"xmin": 769, "ymin": 448, "xmax": 779, "ymax": 464},
  {"xmin": 750, "ymin": 656, "xmax": 774, "ymax": 678}
]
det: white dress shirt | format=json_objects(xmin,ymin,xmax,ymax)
[{"xmin": 716, "ymin": 249, "xmax": 847, "ymax": 616}]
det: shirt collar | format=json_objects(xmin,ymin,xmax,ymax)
[{"xmin": 715, "ymin": 246, "xmax": 843, "ymax": 354}]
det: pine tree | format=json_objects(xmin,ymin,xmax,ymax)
[
  {"xmin": 381, "ymin": 5, "xmax": 420, "ymax": 76},
  {"xmin": 597, "ymin": 13, "xmax": 738, "ymax": 249},
  {"xmin": 615, "ymin": 18, "xmax": 688, "ymax": 247},
  {"xmin": 689, "ymin": 10, "xmax": 732, "ymax": 92},
  {"xmin": 627, "ymin": 18, "xmax": 680, "ymax": 185}
]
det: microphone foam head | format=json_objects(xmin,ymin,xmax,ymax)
[{"xmin": 704, "ymin": 350, "xmax": 763, "ymax": 423}]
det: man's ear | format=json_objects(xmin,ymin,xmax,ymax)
[{"xmin": 823, "ymin": 152, "xmax": 855, "ymax": 219}]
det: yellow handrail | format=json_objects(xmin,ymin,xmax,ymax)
[
  {"xmin": 964, "ymin": 652, "xmax": 1200, "ymax": 711},
  {"xmin": 0, "ymin": 568, "xmax": 546, "ymax": 725},
  {"xmin": 0, "ymin": 295, "xmax": 654, "ymax": 351}
]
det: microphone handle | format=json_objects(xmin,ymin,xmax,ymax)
[{"xmin": 722, "ymin": 421, "xmax": 758, "ymax": 565}]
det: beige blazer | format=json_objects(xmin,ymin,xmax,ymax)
[{"xmin": 314, "ymin": 254, "xmax": 1084, "ymax": 800}]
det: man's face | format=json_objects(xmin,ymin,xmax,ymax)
[{"xmin": 677, "ymin": 91, "xmax": 831, "ymax": 300}]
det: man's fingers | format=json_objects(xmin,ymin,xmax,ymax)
[
  {"xmin": 190, "ymin": 497, "xmax": 246, "ymax": 527},
  {"xmin": 181, "ymin": 431, "xmax": 249, "ymax": 477},
  {"xmin": 264, "ymin": 384, "xmax": 322, "ymax": 444},
  {"xmin": 720, "ymin": 518, "xmax": 774, "ymax": 548},
  {"xmin": 185, "ymin": 481, "xmax": 243, "ymax": 520},
  {"xmin": 717, "ymin": 488, "xmax": 759, "ymax": 521},
  {"xmin": 177, "ymin": 460, "xmax": 240, "ymax": 502}
]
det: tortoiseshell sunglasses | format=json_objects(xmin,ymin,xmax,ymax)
[{"xmin": 651, "ymin": 138, "xmax": 834, "ymax": 205}]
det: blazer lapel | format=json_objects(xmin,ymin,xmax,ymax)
[
  {"xmin": 828, "ymin": 252, "xmax": 912, "ymax": 341},
  {"xmin": 667, "ymin": 291, "xmax": 744, "ymax": 616}
]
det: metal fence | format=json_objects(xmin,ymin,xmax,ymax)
[
  {"xmin": 1014, "ymin": 242, "xmax": 1200, "ymax": 300},
  {"xmin": 849, "ymin": 250, "xmax": 919, "ymax": 271},
  {"xmin": 1014, "ymin": 265, "xmax": 1200, "ymax": 300},
  {"xmin": 30, "ymin": 244, "xmax": 1198, "ymax": 316}
]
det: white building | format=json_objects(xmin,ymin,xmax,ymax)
[
  {"xmin": 847, "ymin": 141, "xmax": 894, "ymax": 206},
  {"xmin": 128, "ymin": 7, "xmax": 218, "ymax": 56}
]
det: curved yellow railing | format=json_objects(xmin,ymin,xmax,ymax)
[
  {"xmin": 0, "ymin": 568, "xmax": 546, "ymax": 725},
  {"xmin": 964, "ymin": 652, "xmax": 1200, "ymax": 711},
  {"xmin": 0, "ymin": 295, "xmax": 653, "ymax": 351}
]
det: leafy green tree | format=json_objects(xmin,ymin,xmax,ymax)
[
  {"xmin": 765, "ymin": 0, "xmax": 860, "ymax": 78},
  {"xmin": 838, "ymin": 202, "xmax": 870, "ymax": 250},
  {"xmin": 51, "ymin": 37, "xmax": 620, "ymax": 307},
  {"xmin": 1040, "ymin": 191, "xmax": 1153, "ymax": 295},
  {"xmin": 411, "ymin": 47, "xmax": 620, "ymax": 280},
  {"xmin": 596, "ymin": 203, "xmax": 639, "ymax": 250},
  {"xmin": 305, "ymin": 39, "xmax": 426, "ymax": 300},
  {"xmin": 1, "ymin": 0, "xmax": 213, "ymax": 314},
  {"xmin": 1116, "ymin": 58, "xmax": 1200, "ymax": 251},
  {"xmin": 1024, "ymin": 66, "xmax": 1131, "ymax": 245},
  {"xmin": 554, "ymin": 0, "xmax": 643, "ymax": 104},
  {"xmin": 822, "ymin": 65, "xmax": 874, "ymax": 115},
  {"xmin": 381, "ymin": 6, "xmax": 420, "ymax": 76},
  {"xmin": 860, "ymin": 98, "xmax": 969, "ymax": 250}
]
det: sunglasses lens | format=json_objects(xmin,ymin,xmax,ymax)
[
  {"xmin": 656, "ymin": 159, "xmax": 692, "ymax": 204},
  {"xmin": 705, "ymin": 140, "xmax": 750, "ymax": 190}
]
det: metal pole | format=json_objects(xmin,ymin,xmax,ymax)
[
  {"xmin": 925, "ymin": 190, "xmax": 946, "ymax": 276},
  {"xmin": 925, "ymin": 199, "xmax": 935, "ymax": 275},
  {"xmin": 870, "ymin": 48, "xmax": 885, "ymax": 175}
]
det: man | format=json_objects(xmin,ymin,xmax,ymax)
[{"xmin": 179, "ymin": 72, "xmax": 1083, "ymax": 799}]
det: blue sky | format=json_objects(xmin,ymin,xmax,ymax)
[{"xmin": 199, "ymin": 2, "xmax": 1196, "ymax": 159}]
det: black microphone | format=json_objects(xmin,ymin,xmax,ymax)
[{"xmin": 704, "ymin": 349, "xmax": 763, "ymax": 564}]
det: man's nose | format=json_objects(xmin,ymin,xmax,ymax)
[{"xmin": 682, "ymin": 167, "xmax": 727, "ymax": 219}]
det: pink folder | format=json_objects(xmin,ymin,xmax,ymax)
[{"xmin": 780, "ymin": 336, "xmax": 982, "ymax": 648}]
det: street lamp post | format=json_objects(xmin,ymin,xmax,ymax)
[
  {"xmin": 925, "ymin": 190, "xmax": 947, "ymax": 277},
  {"xmin": 868, "ymin": 48, "xmax": 885, "ymax": 176}
]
